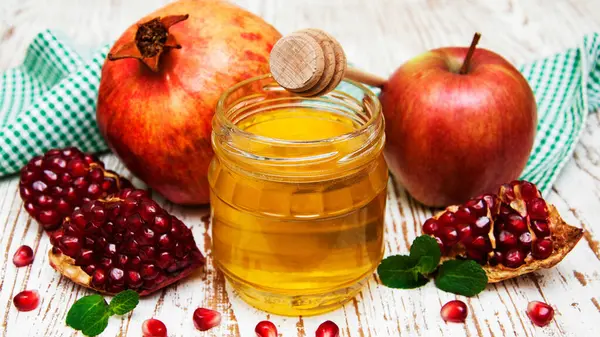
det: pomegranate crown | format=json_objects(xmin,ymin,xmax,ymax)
[{"xmin": 107, "ymin": 14, "xmax": 189, "ymax": 72}]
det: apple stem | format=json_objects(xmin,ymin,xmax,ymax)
[{"xmin": 459, "ymin": 32, "xmax": 482, "ymax": 75}]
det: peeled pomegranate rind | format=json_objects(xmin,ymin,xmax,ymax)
[{"xmin": 483, "ymin": 204, "xmax": 583, "ymax": 283}]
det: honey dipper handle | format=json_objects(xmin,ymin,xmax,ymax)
[{"xmin": 344, "ymin": 67, "xmax": 387, "ymax": 88}]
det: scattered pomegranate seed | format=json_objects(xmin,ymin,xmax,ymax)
[
  {"xmin": 13, "ymin": 290, "xmax": 40, "ymax": 312},
  {"xmin": 142, "ymin": 318, "xmax": 167, "ymax": 337},
  {"xmin": 316, "ymin": 320, "xmax": 340, "ymax": 337},
  {"xmin": 440, "ymin": 300, "xmax": 468, "ymax": 323},
  {"xmin": 526, "ymin": 301, "xmax": 554, "ymax": 327},
  {"xmin": 193, "ymin": 308, "xmax": 221, "ymax": 331},
  {"xmin": 255, "ymin": 320, "xmax": 278, "ymax": 337},
  {"xmin": 13, "ymin": 245, "xmax": 35, "ymax": 267}
]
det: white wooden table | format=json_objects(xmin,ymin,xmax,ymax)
[{"xmin": 1, "ymin": 0, "xmax": 600, "ymax": 336}]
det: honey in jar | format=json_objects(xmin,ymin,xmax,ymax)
[{"xmin": 208, "ymin": 74, "xmax": 387, "ymax": 316}]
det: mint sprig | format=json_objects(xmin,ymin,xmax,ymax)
[
  {"xmin": 108, "ymin": 290, "xmax": 140, "ymax": 315},
  {"xmin": 377, "ymin": 234, "xmax": 488, "ymax": 296},
  {"xmin": 377, "ymin": 255, "xmax": 429, "ymax": 288},
  {"xmin": 410, "ymin": 235, "xmax": 441, "ymax": 274},
  {"xmin": 435, "ymin": 259, "xmax": 488, "ymax": 296},
  {"xmin": 377, "ymin": 235, "xmax": 440, "ymax": 288},
  {"xmin": 66, "ymin": 290, "xmax": 140, "ymax": 336}
]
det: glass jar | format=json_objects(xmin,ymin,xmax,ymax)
[{"xmin": 208, "ymin": 74, "xmax": 387, "ymax": 316}]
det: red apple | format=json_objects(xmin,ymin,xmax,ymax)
[{"xmin": 380, "ymin": 33, "xmax": 537, "ymax": 207}]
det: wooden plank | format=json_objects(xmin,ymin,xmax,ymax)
[{"xmin": 0, "ymin": 0, "xmax": 599, "ymax": 336}]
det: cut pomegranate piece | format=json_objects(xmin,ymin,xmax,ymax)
[
  {"xmin": 47, "ymin": 188, "xmax": 205, "ymax": 296},
  {"xmin": 440, "ymin": 300, "xmax": 468, "ymax": 323},
  {"xmin": 142, "ymin": 318, "xmax": 167, "ymax": 337},
  {"xmin": 19, "ymin": 147, "xmax": 132, "ymax": 231},
  {"xmin": 526, "ymin": 301, "xmax": 554, "ymax": 327},
  {"xmin": 255, "ymin": 320, "xmax": 278, "ymax": 337},
  {"xmin": 13, "ymin": 245, "xmax": 35, "ymax": 267},
  {"xmin": 13, "ymin": 290, "xmax": 40, "ymax": 312},
  {"xmin": 422, "ymin": 180, "xmax": 583, "ymax": 282},
  {"xmin": 193, "ymin": 308, "xmax": 222, "ymax": 331},
  {"xmin": 316, "ymin": 320, "xmax": 340, "ymax": 337}
]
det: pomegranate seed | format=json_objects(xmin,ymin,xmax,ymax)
[
  {"xmin": 439, "ymin": 212, "xmax": 456, "ymax": 226},
  {"xmin": 473, "ymin": 216, "xmax": 491, "ymax": 234},
  {"xmin": 469, "ymin": 236, "xmax": 488, "ymax": 251},
  {"xmin": 526, "ymin": 301, "xmax": 554, "ymax": 327},
  {"xmin": 13, "ymin": 245, "xmax": 35, "ymax": 267},
  {"xmin": 518, "ymin": 232, "xmax": 532, "ymax": 251},
  {"xmin": 528, "ymin": 198, "xmax": 549, "ymax": 220},
  {"xmin": 466, "ymin": 249, "xmax": 486, "ymax": 264},
  {"xmin": 481, "ymin": 194, "xmax": 497, "ymax": 209},
  {"xmin": 500, "ymin": 183, "xmax": 515, "ymax": 201},
  {"xmin": 440, "ymin": 300, "xmax": 468, "ymax": 323},
  {"xmin": 498, "ymin": 204, "xmax": 513, "ymax": 220},
  {"xmin": 489, "ymin": 251, "xmax": 503, "ymax": 266},
  {"xmin": 255, "ymin": 320, "xmax": 278, "ymax": 337},
  {"xmin": 422, "ymin": 218, "xmax": 440, "ymax": 235},
  {"xmin": 193, "ymin": 308, "xmax": 221, "ymax": 331},
  {"xmin": 435, "ymin": 236, "xmax": 445, "ymax": 253},
  {"xmin": 316, "ymin": 320, "xmax": 340, "ymax": 337},
  {"xmin": 455, "ymin": 206, "xmax": 476, "ymax": 223},
  {"xmin": 532, "ymin": 239, "xmax": 553, "ymax": 259},
  {"xmin": 531, "ymin": 220, "xmax": 550, "ymax": 237},
  {"xmin": 13, "ymin": 290, "xmax": 40, "ymax": 312},
  {"xmin": 142, "ymin": 318, "xmax": 167, "ymax": 337},
  {"xmin": 466, "ymin": 198, "xmax": 487, "ymax": 217},
  {"xmin": 441, "ymin": 227, "xmax": 459, "ymax": 246},
  {"xmin": 519, "ymin": 181, "xmax": 539, "ymax": 200},
  {"xmin": 504, "ymin": 249, "xmax": 525, "ymax": 268},
  {"xmin": 506, "ymin": 214, "xmax": 527, "ymax": 233},
  {"xmin": 457, "ymin": 224, "xmax": 472, "ymax": 243},
  {"xmin": 498, "ymin": 230, "xmax": 517, "ymax": 248}
]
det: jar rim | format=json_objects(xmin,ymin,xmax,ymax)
[{"xmin": 215, "ymin": 73, "xmax": 382, "ymax": 146}]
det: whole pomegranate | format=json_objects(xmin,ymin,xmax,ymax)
[
  {"xmin": 97, "ymin": 0, "xmax": 281, "ymax": 205},
  {"xmin": 380, "ymin": 33, "xmax": 537, "ymax": 207},
  {"xmin": 422, "ymin": 180, "xmax": 583, "ymax": 282}
]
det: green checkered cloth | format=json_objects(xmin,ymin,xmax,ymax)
[{"xmin": 1, "ymin": 30, "xmax": 599, "ymax": 196}]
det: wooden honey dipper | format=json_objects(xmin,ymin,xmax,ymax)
[{"xmin": 269, "ymin": 28, "xmax": 387, "ymax": 97}]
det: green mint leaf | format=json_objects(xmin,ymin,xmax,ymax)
[
  {"xmin": 434, "ymin": 259, "xmax": 488, "ymax": 296},
  {"xmin": 108, "ymin": 290, "xmax": 140, "ymax": 315},
  {"xmin": 66, "ymin": 294, "xmax": 108, "ymax": 330},
  {"xmin": 81, "ymin": 310, "xmax": 110, "ymax": 336},
  {"xmin": 410, "ymin": 235, "xmax": 441, "ymax": 274},
  {"xmin": 377, "ymin": 255, "xmax": 429, "ymax": 289}
]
